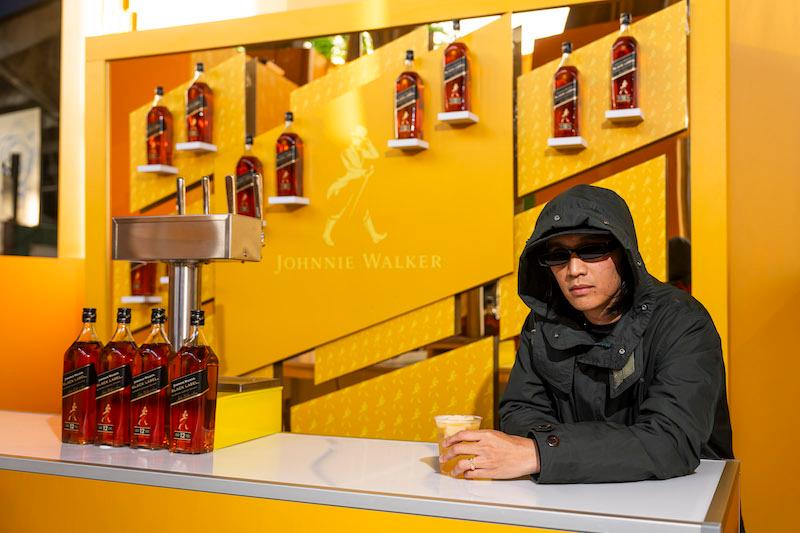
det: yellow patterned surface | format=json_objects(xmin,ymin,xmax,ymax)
[
  {"xmin": 498, "ymin": 338, "xmax": 517, "ymax": 369},
  {"xmin": 216, "ymin": 17, "xmax": 514, "ymax": 374},
  {"xmin": 129, "ymin": 52, "xmax": 246, "ymax": 212},
  {"xmin": 516, "ymin": 2, "xmax": 687, "ymax": 196},
  {"xmin": 315, "ymin": 297, "xmax": 456, "ymax": 384},
  {"xmin": 291, "ymin": 337, "xmax": 495, "ymax": 442},
  {"xmin": 256, "ymin": 61, "xmax": 298, "ymax": 136},
  {"xmin": 290, "ymin": 26, "xmax": 429, "ymax": 116},
  {"xmin": 498, "ymin": 155, "xmax": 667, "ymax": 340}
]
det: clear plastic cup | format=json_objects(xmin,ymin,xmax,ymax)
[{"xmin": 434, "ymin": 414, "xmax": 482, "ymax": 476}]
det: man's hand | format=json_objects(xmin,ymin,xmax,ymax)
[{"xmin": 440, "ymin": 429, "xmax": 540, "ymax": 479}]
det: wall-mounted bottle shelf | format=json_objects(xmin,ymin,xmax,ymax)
[
  {"xmin": 175, "ymin": 141, "xmax": 218, "ymax": 153},
  {"xmin": 605, "ymin": 108, "xmax": 644, "ymax": 124},
  {"xmin": 136, "ymin": 164, "xmax": 178, "ymax": 175},
  {"xmin": 547, "ymin": 136, "xmax": 588, "ymax": 151},
  {"xmin": 268, "ymin": 196, "xmax": 310, "ymax": 206},
  {"xmin": 437, "ymin": 111, "xmax": 480, "ymax": 125},
  {"xmin": 120, "ymin": 295, "xmax": 163, "ymax": 304},
  {"xmin": 387, "ymin": 138, "xmax": 429, "ymax": 151}
]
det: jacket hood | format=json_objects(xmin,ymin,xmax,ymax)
[{"xmin": 518, "ymin": 184, "xmax": 656, "ymax": 370}]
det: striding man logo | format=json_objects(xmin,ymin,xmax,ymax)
[{"xmin": 323, "ymin": 125, "xmax": 386, "ymax": 246}]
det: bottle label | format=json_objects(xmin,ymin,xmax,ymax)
[
  {"xmin": 444, "ymin": 56, "xmax": 467, "ymax": 84},
  {"xmin": 97, "ymin": 423, "xmax": 114, "ymax": 433},
  {"xmin": 96, "ymin": 365, "xmax": 132, "ymax": 400},
  {"xmin": 554, "ymin": 80, "xmax": 577, "ymax": 108},
  {"xmin": 146, "ymin": 118, "xmax": 166, "ymax": 140},
  {"xmin": 133, "ymin": 426, "xmax": 151, "ymax": 436},
  {"xmin": 612, "ymin": 50, "xmax": 637, "ymax": 80},
  {"xmin": 236, "ymin": 172, "xmax": 256, "ymax": 191},
  {"xmin": 131, "ymin": 366, "xmax": 167, "ymax": 402},
  {"xmin": 395, "ymin": 86, "xmax": 418, "ymax": 112},
  {"xmin": 62, "ymin": 364, "xmax": 97, "ymax": 398},
  {"xmin": 276, "ymin": 147, "xmax": 297, "ymax": 170},
  {"xmin": 187, "ymin": 95, "xmax": 207, "ymax": 117},
  {"xmin": 170, "ymin": 369, "xmax": 209, "ymax": 406},
  {"xmin": 174, "ymin": 430, "xmax": 192, "ymax": 441},
  {"xmin": 63, "ymin": 421, "xmax": 80, "ymax": 431}
]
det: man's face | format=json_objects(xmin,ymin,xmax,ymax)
[{"xmin": 545, "ymin": 234, "xmax": 625, "ymax": 324}]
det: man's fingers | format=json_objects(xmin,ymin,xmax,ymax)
[
  {"xmin": 443, "ymin": 429, "xmax": 489, "ymax": 447},
  {"xmin": 451, "ymin": 457, "xmax": 476, "ymax": 477},
  {"xmin": 440, "ymin": 442, "xmax": 480, "ymax": 463}
]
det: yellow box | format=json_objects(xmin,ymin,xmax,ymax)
[{"xmin": 215, "ymin": 385, "xmax": 283, "ymax": 449}]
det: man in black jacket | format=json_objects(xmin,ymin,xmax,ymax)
[{"xmin": 441, "ymin": 184, "xmax": 734, "ymax": 483}]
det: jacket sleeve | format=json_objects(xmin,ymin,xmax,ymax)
[
  {"xmin": 499, "ymin": 316, "xmax": 560, "ymax": 436},
  {"xmin": 530, "ymin": 311, "xmax": 726, "ymax": 484}
]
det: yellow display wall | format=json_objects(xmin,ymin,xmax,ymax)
[
  {"xmin": 216, "ymin": 16, "xmax": 514, "ymax": 374},
  {"xmin": 498, "ymin": 155, "xmax": 667, "ymax": 340},
  {"xmin": 516, "ymin": 2, "xmax": 687, "ymax": 196},
  {"xmin": 292, "ymin": 337, "xmax": 495, "ymax": 441}
]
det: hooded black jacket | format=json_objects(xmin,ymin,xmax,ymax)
[{"xmin": 499, "ymin": 185, "xmax": 734, "ymax": 484}]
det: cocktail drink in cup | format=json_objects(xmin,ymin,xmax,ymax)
[{"xmin": 435, "ymin": 414, "xmax": 482, "ymax": 477}]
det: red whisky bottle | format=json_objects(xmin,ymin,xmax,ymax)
[
  {"xmin": 443, "ymin": 20, "xmax": 470, "ymax": 113},
  {"xmin": 130, "ymin": 308, "xmax": 172, "ymax": 450},
  {"xmin": 62, "ymin": 308, "xmax": 102, "ymax": 445},
  {"xmin": 236, "ymin": 135, "xmax": 263, "ymax": 216},
  {"xmin": 553, "ymin": 41, "xmax": 579, "ymax": 138},
  {"xmin": 186, "ymin": 63, "xmax": 213, "ymax": 143},
  {"xmin": 95, "ymin": 307, "xmax": 136, "ymax": 447},
  {"xmin": 146, "ymin": 86, "xmax": 173, "ymax": 165},
  {"xmin": 611, "ymin": 12, "xmax": 638, "ymax": 110},
  {"xmin": 395, "ymin": 50, "xmax": 424, "ymax": 139},
  {"xmin": 169, "ymin": 310, "xmax": 219, "ymax": 454},
  {"xmin": 276, "ymin": 112, "xmax": 304, "ymax": 197},
  {"xmin": 130, "ymin": 262, "xmax": 157, "ymax": 296}
]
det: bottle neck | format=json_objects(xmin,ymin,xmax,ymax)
[
  {"xmin": 152, "ymin": 93, "xmax": 162, "ymax": 107},
  {"xmin": 192, "ymin": 70, "xmax": 202, "ymax": 83},
  {"xmin": 245, "ymin": 143, "xmax": 253, "ymax": 153},
  {"xmin": 619, "ymin": 22, "xmax": 630, "ymax": 34},
  {"xmin": 283, "ymin": 120, "xmax": 293, "ymax": 131},
  {"xmin": 76, "ymin": 322, "xmax": 100, "ymax": 343},
  {"xmin": 110, "ymin": 322, "xmax": 135, "ymax": 343},
  {"xmin": 404, "ymin": 59, "xmax": 413, "ymax": 69},
  {"xmin": 144, "ymin": 323, "xmax": 171, "ymax": 347},
  {"xmin": 183, "ymin": 324, "xmax": 208, "ymax": 348},
  {"xmin": 557, "ymin": 51, "xmax": 571, "ymax": 68}
]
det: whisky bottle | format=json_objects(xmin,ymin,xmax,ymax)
[
  {"xmin": 130, "ymin": 262, "xmax": 157, "ymax": 296},
  {"xmin": 553, "ymin": 41, "xmax": 579, "ymax": 138},
  {"xmin": 443, "ymin": 20, "xmax": 470, "ymax": 113},
  {"xmin": 611, "ymin": 12, "xmax": 638, "ymax": 110},
  {"xmin": 395, "ymin": 50, "xmax": 424, "ymax": 139},
  {"xmin": 95, "ymin": 307, "xmax": 136, "ymax": 447},
  {"xmin": 186, "ymin": 62, "xmax": 213, "ymax": 143},
  {"xmin": 130, "ymin": 308, "xmax": 172, "ymax": 450},
  {"xmin": 62, "ymin": 308, "xmax": 102, "ymax": 445},
  {"xmin": 146, "ymin": 86, "xmax": 173, "ymax": 165},
  {"xmin": 169, "ymin": 309, "xmax": 219, "ymax": 454},
  {"xmin": 275, "ymin": 112, "xmax": 304, "ymax": 197},
  {"xmin": 236, "ymin": 135, "xmax": 263, "ymax": 216}
]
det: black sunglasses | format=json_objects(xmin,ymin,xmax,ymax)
[{"xmin": 537, "ymin": 241, "xmax": 619, "ymax": 267}]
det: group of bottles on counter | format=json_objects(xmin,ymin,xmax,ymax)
[
  {"xmin": 393, "ymin": 20, "xmax": 472, "ymax": 141},
  {"xmin": 235, "ymin": 112, "xmax": 305, "ymax": 216},
  {"xmin": 145, "ymin": 62, "xmax": 213, "ymax": 166},
  {"xmin": 62, "ymin": 307, "xmax": 219, "ymax": 454},
  {"xmin": 552, "ymin": 13, "xmax": 639, "ymax": 139}
]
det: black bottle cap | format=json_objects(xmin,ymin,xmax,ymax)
[
  {"xmin": 82, "ymin": 308, "xmax": 97, "ymax": 323},
  {"xmin": 155, "ymin": 86, "xmax": 164, "ymax": 96},
  {"xmin": 245, "ymin": 134, "xmax": 254, "ymax": 145},
  {"xmin": 620, "ymin": 12, "xmax": 632, "ymax": 25},
  {"xmin": 117, "ymin": 307, "xmax": 132, "ymax": 324},
  {"xmin": 151, "ymin": 308, "xmax": 166, "ymax": 324},
  {"xmin": 561, "ymin": 41, "xmax": 572, "ymax": 54},
  {"xmin": 405, "ymin": 49, "xmax": 414, "ymax": 61},
  {"xmin": 285, "ymin": 111, "xmax": 294, "ymax": 122},
  {"xmin": 195, "ymin": 62, "xmax": 205, "ymax": 72},
  {"xmin": 453, "ymin": 19, "xmax": 461, "ymax": 31},
  {"xmin": 190, "ymin": 309, "xmax": 205, "ymax": 326}
]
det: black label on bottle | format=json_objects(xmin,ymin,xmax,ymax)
[
  {"xmin": 173, "ymin": 430, "xmax": 192, "ymax": 441},
  {"xmin": 133, "ymin": 426, "xmax": 151, "ymax": 436},
  {"xmin": 276, "ymin": 147, "xmax": 297, "ymax": 170},
  {"xmin": 187, "ymin": 95, "xmax": 207, "ymax": 117},
  {"xmin": 612, "ymin": 51, "xmax": 636, "ymax": 80},
  {"xmin": 170, "ymin": 369, "xmax": 208, "ymax": 406},
  {"xmin": 554, "ymin": 80, "xmax": 577, "ymax": 108},
  {"xmin": 62, "ymin": 364, "xmax": 97, "ymax": 398},
  {"xmin": 96, "ymin": 365, "xmax": 132, "ymax": 400},
  {"xmin": 146, "ymin": 118, "xmax": 166, "ymax": 139},
  {"xmin": 131, "ymin": 366, "xmax": 167, "ymax": 402},
  {"xmin": 63, "ymin": 421, "xmax": 80, "ymax": 431},
  {"xmin": 395, "ymin": 85, "xmax": 418, "ymax": 111},
  {"xmin": 444, "ymin": 56, "xmax": 467, "ymax": 83}
]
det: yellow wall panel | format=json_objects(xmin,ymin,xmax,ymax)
[
  {"xmin": 216, "ymin": 17, "xmax": 514, "ymax": 374},
  {"xmin": 315, "ymin": 297, "xmax": 456, "ymax": 384},
  {"xmin": 498, "ymin": 339, "xmax": 517, "ymax": 370},
  {"xmin": 129, "ymin": 52, "xmax": 246, "ymax": 211},
  {"xmin": 292, "ymin": 337, "xmax": 495, "ymax": 441},
  {"xmin": 256, "ymin": 61, "xmax": 299, "ymax": 136},
  {"xmin": 499, "ymin": 155, "xmax": 667, "ymax": 340},
  {"xmin": 516, "ymin": 2, "xmax": 687, "ymax": 196}
]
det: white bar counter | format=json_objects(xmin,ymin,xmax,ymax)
[{"xmin": 0, "ymin": 410, "xmax": 738, "ymax": 532}]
